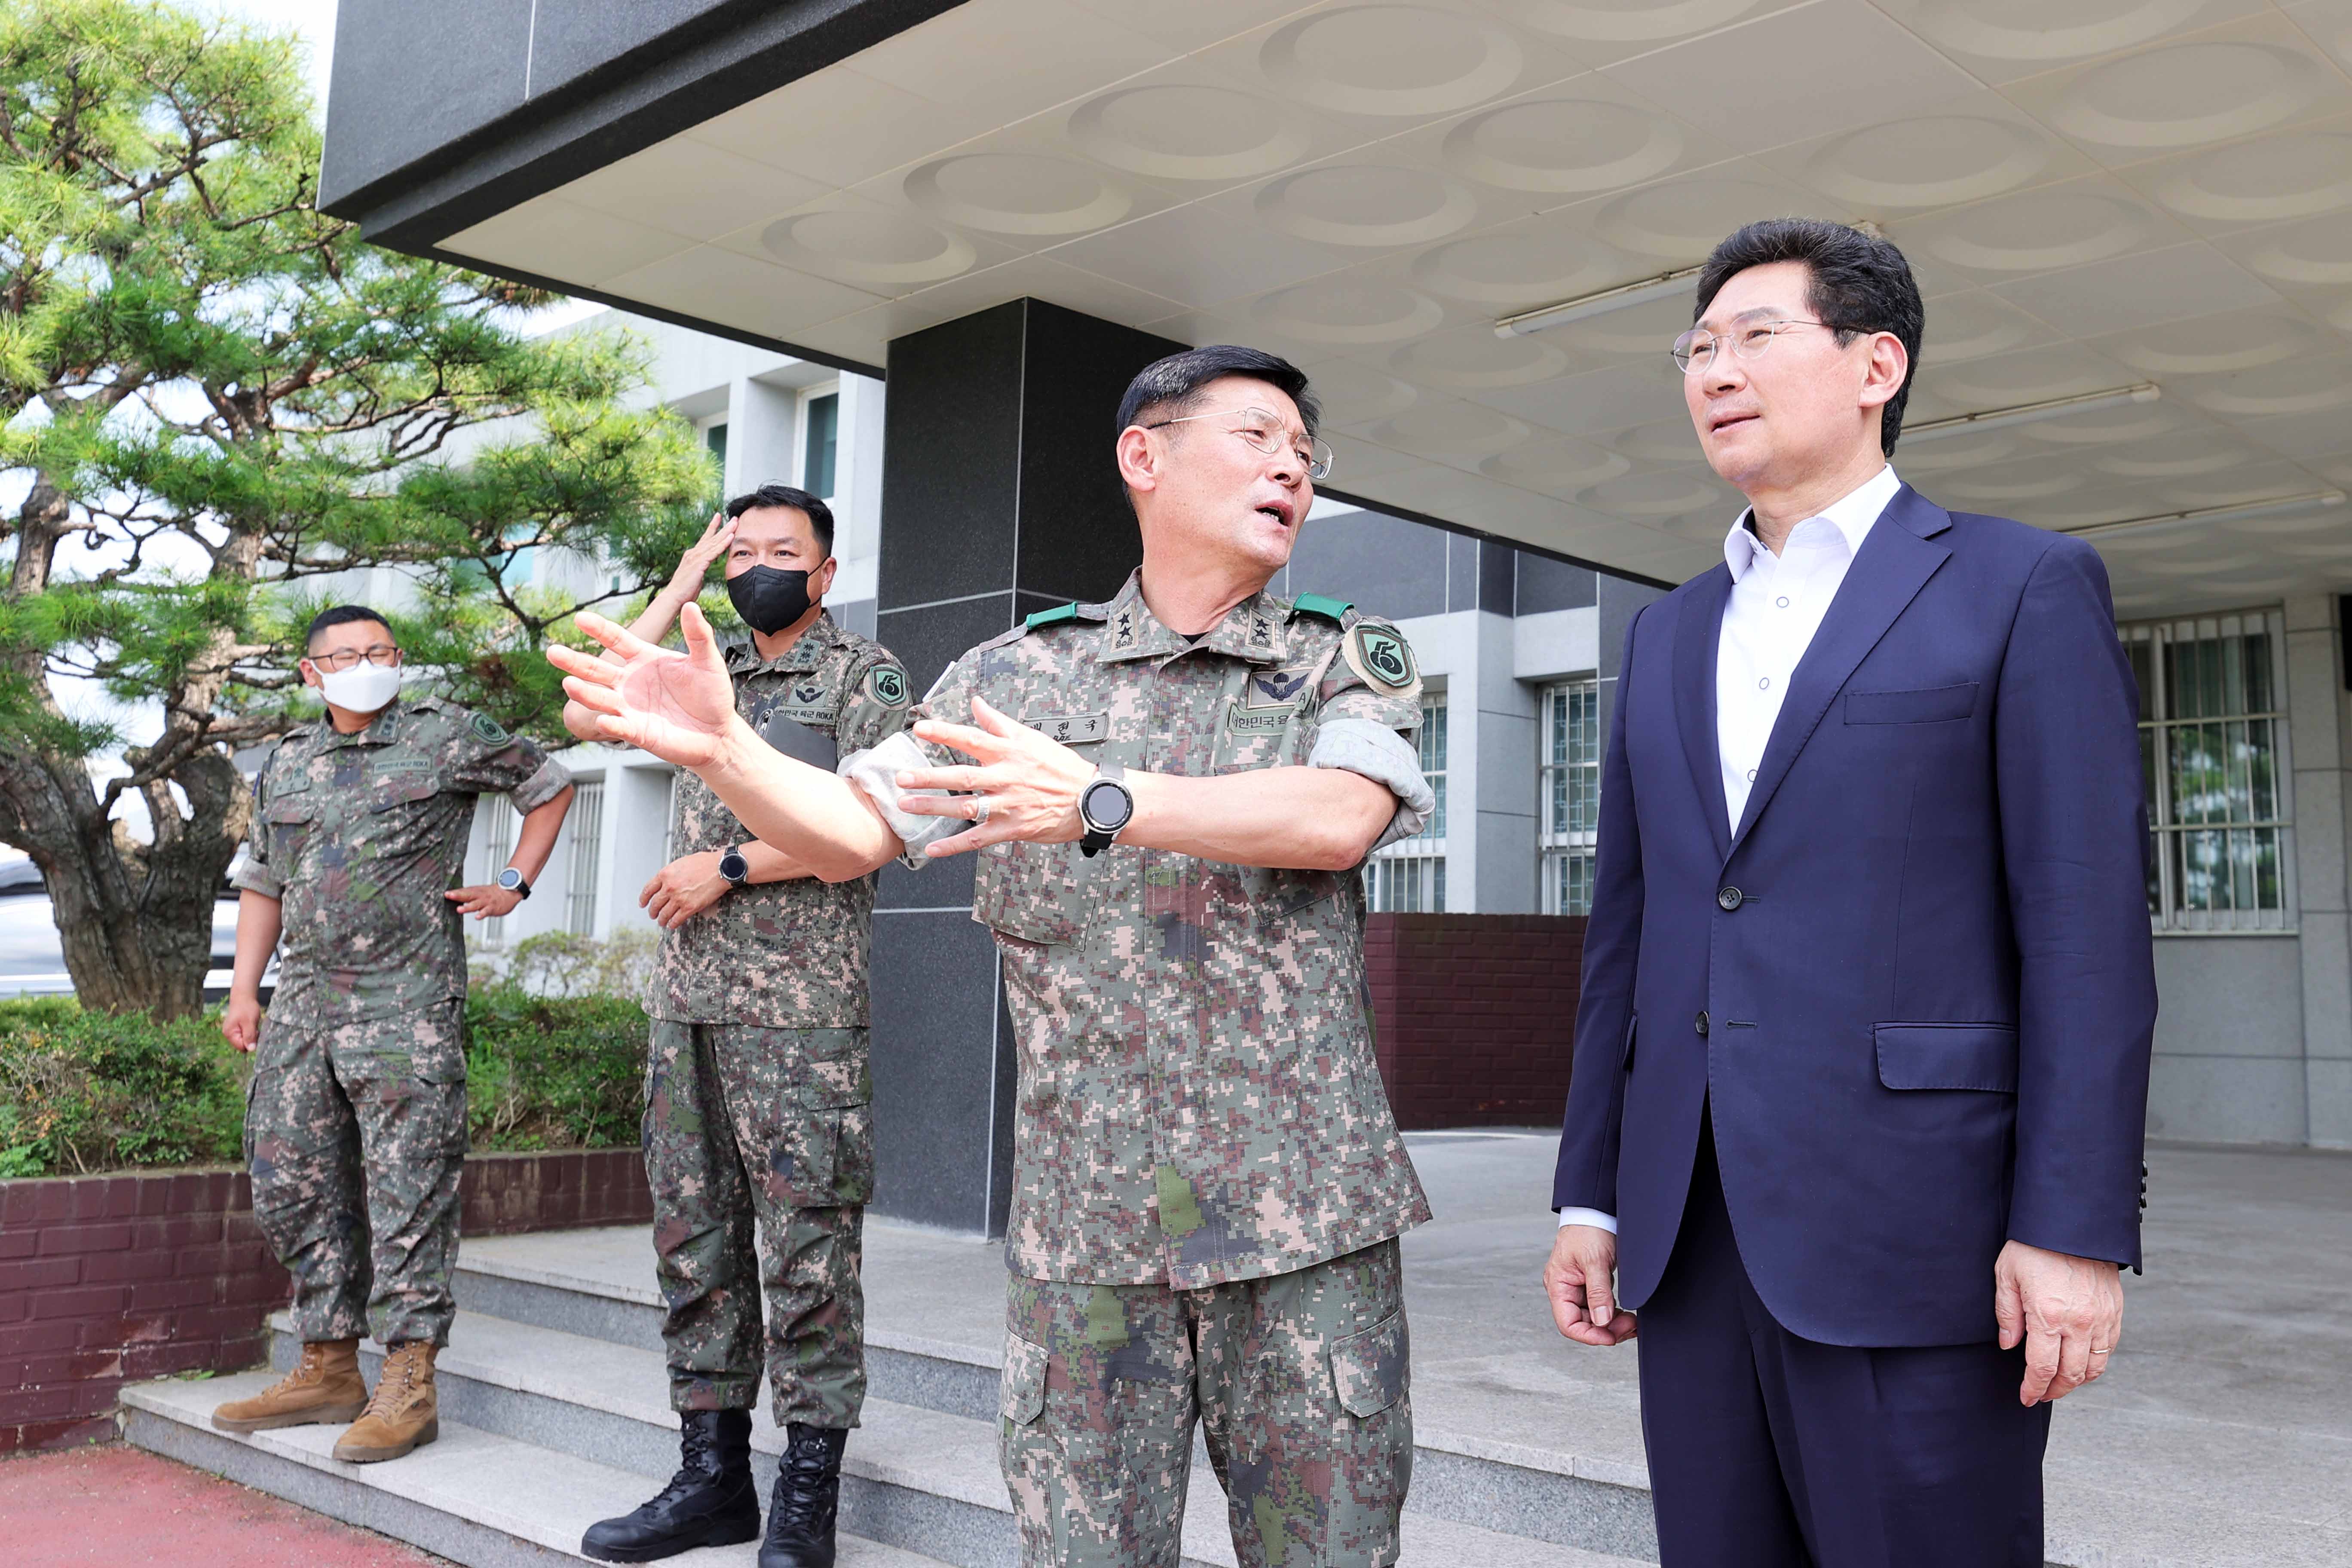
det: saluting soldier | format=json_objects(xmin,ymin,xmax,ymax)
[
  {"xmin": 212, "ymin": 604, "xmax": 574, "ymax": 1463},
  {"xmin": 552, "ymin": 348, "xmax": 1436, "ymax": 1568},
  {"xmin": 574, "ymin": 487, "xmax": 913, "ymax": 1568}
]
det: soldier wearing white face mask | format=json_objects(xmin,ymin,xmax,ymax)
[{"xmin": 212, "ymin": 605, "xmax": 574, "ymax": 1464}]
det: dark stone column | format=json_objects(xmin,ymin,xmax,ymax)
[{"xmin": 865, "ymin": 299, "xmax": 1185, "ymax": 1237}]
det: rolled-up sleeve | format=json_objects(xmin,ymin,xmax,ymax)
[
  {"xmin": 232, "ymin": 770, "xmax": 284, "ymax": 899},
  {"xmin": 447, "ymin": 713, "xmax": 572, "ymax": 813},
  {"xmin": 1308, "ymin": 717, "xmax": 1434, "ymax": 850},
  {"xmin": 839, "ymin": 730, "xmax": 968, "ymax": 868},
  {"xmin": 505, "ymin": 754, "xmax": 573, "ymax": 814},
  {"xmin": 230, "ymin": 847, "xmax": 282, "ymax": 900},
  {"xmin": 837, "ymin": 652, "xmax": 980, "ymax": 870}
]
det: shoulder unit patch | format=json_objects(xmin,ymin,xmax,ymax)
[
  {"xmin": 1343, "ymin": 622, "xmax": 1420, "ymax": 698},
  {"xmin": 866, "ymin": 663, "xmax": 910, "ymax": 707},
  {"xmin": 469, "ymin": 712, "xmax": 511, "ymax": 745}
]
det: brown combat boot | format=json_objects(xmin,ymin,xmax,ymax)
[
  {"xmin": 331, "ymin": 1341, "xmax": 440, "ymax": 1463},
  {"xmin": 211, "ymin": 1338, "xmax": 368, "ymax": 1433}
]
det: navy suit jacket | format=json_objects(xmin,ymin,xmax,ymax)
[{"xmin": 1551, "ymin": 485, "xmax": 2157, "ymax": 1348}]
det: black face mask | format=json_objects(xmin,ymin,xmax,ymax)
[{"xmin": 726, "ymin": 565, "xmax": 815, "ymax": 636}]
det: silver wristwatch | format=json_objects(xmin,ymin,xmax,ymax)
[{"xmin": 1078, "ymin": 764, "xmax": 1133, "ymax": 858}]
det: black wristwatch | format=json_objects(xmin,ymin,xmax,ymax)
[
  {"xmin": 496, "ymin": 867, "xmax": 532, "ymax": 900},
  {"xmin": 1078, "ymin": 765, "xmax": 1133, "ymax": 858},
  {"xmin": 718, "ymin": 845, "xmax": 751, "ymax": 887}
]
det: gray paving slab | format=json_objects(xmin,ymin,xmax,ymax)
[
  {"xmin": 122, "ymin": 1372, "xmax": 942, "ymax": 1567},
  {"xmin": 459, "ymin": 1133, "xmax": 2352, "ymax": 1568},
  {"xmin": 272, "ymin": 1308, "xmax": 1644, "ymax": 1568}
]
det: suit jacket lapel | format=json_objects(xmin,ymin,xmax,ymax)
[
  {"xmin": 1730, "ymin": 487, "xmax": 1953, "ymax": 853},
  {"xmin": 1674, "ymin": 565, "xmax": 1734, "ymax": 864}
]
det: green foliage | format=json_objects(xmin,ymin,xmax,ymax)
[
  {"xmin": 0, "ymin": 0, "xmax": 719, "ymax": 1015},
  {"xmin": 0, "ymin": 996, "xmax": 248, "ymax": 1175},
  {"xmin": 464, "ymin": 985, "xmax": 647, "ymax": 1152},
  {"xmin": 0, "ymin": 975, "xmax": 652, "ymax": 1177},
  {"xmin": 469, "ymin": 926, "xmax": 658, "ymax": 1001}
]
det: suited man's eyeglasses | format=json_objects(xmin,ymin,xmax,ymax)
[{"xmin": 1670, "ymin": 319, "xmax": 1841, "ymax": 374}]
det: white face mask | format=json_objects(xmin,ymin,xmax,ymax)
[{"xmin": 316, "ymin": 661, "xmax": 403, "ymax": 715}]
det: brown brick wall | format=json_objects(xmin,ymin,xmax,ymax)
[
  {"xmin": 1364, "ymin": 913, "xmax": 1585, "ymax": 1130},
  {"xmin": 0, "ymin": 1147, "xmax": 650, "ymax": 1452}
]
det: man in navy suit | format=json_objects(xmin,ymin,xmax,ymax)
[{"xmin": 1544, "ymin": 219, "xmax": 2156, "ymax": 1566}]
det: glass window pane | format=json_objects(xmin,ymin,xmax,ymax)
[{"xmin": 803, "ymin": 393, "xmax": 839, "ymax": 499}]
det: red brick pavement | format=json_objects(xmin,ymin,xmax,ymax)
[{"xmin": 1, "ymin": 1441, "xmax": 449, "ymax": 1566}]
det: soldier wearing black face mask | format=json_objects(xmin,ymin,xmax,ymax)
[{"xmin": 566, "ymin": 484, "xmax": 913, "ymax": 1568}]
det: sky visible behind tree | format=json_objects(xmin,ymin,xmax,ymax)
[{"xmin": 1, "ymin": 0, "xmax": 605, "ymax": 851}]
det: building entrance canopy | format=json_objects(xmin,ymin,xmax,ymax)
[{"xmin": 324, "ymin": 0, "xmax": 2352, "ymax": 608}]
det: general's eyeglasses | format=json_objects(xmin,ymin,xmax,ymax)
[
  {"xmin": 1145, "ymin": 405, "xmax": 1333, "ymax": 481},
  {"xmin": 307, "ymin": 644, "xmax": 403, "ymax": 672},
  {"xmin": 1669, "ymin": 318, "xmax": 1844, "ymax": 375}
]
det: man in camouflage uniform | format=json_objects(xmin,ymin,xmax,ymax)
[
  {"xmin": 552, "ymin": 348, "xmax": 1436, "ymax": 1568},
  {"xmin": 213, "ymin": 604, "xmax": 574, "ymax": 1464},
  {"xmin": 574, "ymin": 487, "xmax": 913, "ymax": 1568}
]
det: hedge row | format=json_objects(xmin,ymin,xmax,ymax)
[{"xmin": 0, "ymin": 988, "xmax": 647, "ymax": 1178}]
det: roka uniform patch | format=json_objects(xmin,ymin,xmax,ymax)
[
  {"xmin": 1343, "ymin": 623, "xmax": 1420, "ymax": 698},
  {"xmin": 469, "ymin": 713, "xmax": 511, "ymax": 745},
  {"xmin": 867, "ymin": 664, "xmax": 910, "ymax": 707}
]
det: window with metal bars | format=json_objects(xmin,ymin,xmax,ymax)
[
  {"xmin": 1539, "ymin": 677, "xmax": 1602, "ymax": 916},
  {"xmin": 1366, "ymin": 695, "xmax": 1446, "ymax": 912},
  {"xmin": 2121, "ymin": 609, "xmax": 2293, "ymax": 932},
  {"xmin": 564, "ymin": 780, "xmax": 606, "ymax": 937},
  {"xmin": 478, "ymin": 799, "xmax": 515, "ymax": 945}
]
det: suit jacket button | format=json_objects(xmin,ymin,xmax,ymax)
[
  {"xmin": 1695, "ymin": 1011, "xmax": 1710, "ymax": 1037},
  {"xmin": 1717, "ymin": 886, "xmax": 1744, "ymax": 910}
]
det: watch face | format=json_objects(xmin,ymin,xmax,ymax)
[
  {"xmin": 497, "ymin": 869, "xmax": 522, "ymax": 890},
  {"xmin": 1081, "ymin": 778, "xmax": 1133, "ymax": 833}
]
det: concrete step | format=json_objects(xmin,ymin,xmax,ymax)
[
  {"xmin": 269, "ymin": 1309, "xmax": 1648, "ymax": 1568},
  {"xmin": 451, "ymin": 1242, "xmax": 1663, "ymax": 1562},
  {"xmin": 454, "ymin": 1246, "xmax": 1000, "ymax": 1426},
  {"xmin": 121, "ymin": 1370, "xmax": 945, "ymax": 1568}
]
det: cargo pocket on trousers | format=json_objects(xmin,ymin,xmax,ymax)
[
  {"xmin": 1001, "ymin": 1330, "xmax": 1048, "ymax": 1427},
  {"xmin": 1329, "ymin": 1311, "xmax": 1409, "ymax": 1418}
]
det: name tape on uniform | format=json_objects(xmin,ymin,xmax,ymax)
[{"xmin": 1025, "ymin": 712, "xmax": 1108, "ymax": 744}]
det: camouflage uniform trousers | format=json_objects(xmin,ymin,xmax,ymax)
[
  {"xmin": 644, "ymin": 1020, "xmax": 874, "ymax": 1429},
  {"xmin": 1000, "ymin": 1240, "xmax": 1412, "ymax": 1568},
  {"xmin": 244, "ymin": 1001, "xmax": 467, "ymax": 1348}
]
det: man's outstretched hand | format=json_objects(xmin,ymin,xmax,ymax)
[
  {"xmin": 1546, "ymin": 1224, "xmax": 1638, "ymax": 1347},
  {"xmin": 895, "ymin": 696, "xmax": 1093, "ymax": 857},
  {"xmin": 1995, "ymin": 1240, "xmax": 2123, "ymax": 1406},
  {"xmin": 551, "ymin": 604, "xmax": 741, "ymax": 769}
]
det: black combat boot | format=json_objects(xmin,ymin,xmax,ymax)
[
  {"xmin": 581, "ymin": 1409, "xmax": 759, "ymax": 1562},
  {"xmin": 759, "ymin": 1424, "xmax": 849, "ymax": 1568}
]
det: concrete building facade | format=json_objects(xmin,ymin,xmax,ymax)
[
  {"xmin": 303, "ymin": 0, "xmax": 2352, "ymax": 1169},
  {"xmin": 473, "ymin": 310, "xmax": 2348, "ymax": 1153}
]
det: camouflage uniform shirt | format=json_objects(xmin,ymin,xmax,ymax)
[
  {"xmin": 650, "ymin": 611, "xmax": 913, "ymax": 1027},
  {"xmin": 234, "ymin": 695, "xmax": 571, "ymax": 1029},
  {"xmin": 843, "ymin": 570, "xmax": 1436, "ymax": 1290}
]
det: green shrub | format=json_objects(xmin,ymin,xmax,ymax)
[
  {"xmin": 464, "ymin": 985, "xmax": 647, "ymax": 1152},
  {"xmin": 0, "ymin": 983, "xmax": 652, "ymax": 1179},
  {"xmin": 0, "ymin": 998, "xmax": 248, "ymax": 1177}
]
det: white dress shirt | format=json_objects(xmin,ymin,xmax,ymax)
[{"xmin": 1557, "ymin": 465, "xmax": 1902, "ymax": 1236}]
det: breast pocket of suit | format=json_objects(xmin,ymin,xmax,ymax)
[{"xmin": 1843, "ymin": 682, "xmax": 1978, "ymax": 725}]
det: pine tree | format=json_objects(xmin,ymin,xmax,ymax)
[{"xmin": 0, "ymin": 0, "xmax": 710, "ymax": 1017}]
